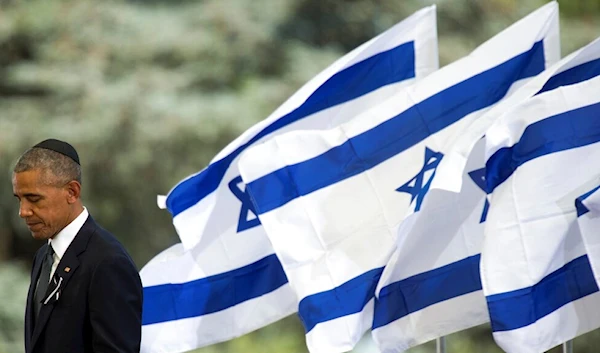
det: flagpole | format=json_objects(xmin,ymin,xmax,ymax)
[
  {"xmin": 436, "ymin": 336, "xmax": 447, "ymax": 353},
  {"xmin": 563, "ymin": 340, "xmax": 573, "ymax": 353}
]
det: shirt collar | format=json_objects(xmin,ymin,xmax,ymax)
[{"xmin": 49, "ymin": 207, "xmax": 89, "ymax": 260}]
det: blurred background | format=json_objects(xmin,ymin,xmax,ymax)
[{"xmin": 1, "ymin": 0, "xmax": 599, "ymax": 352}]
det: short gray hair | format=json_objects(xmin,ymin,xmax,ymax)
[{"xmin": 13, "ymin": 147, "xmax": 82, "ymax": 186}]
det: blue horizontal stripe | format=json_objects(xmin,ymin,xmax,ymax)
[
  {"xmin": 142, "ymin": 254, "xmax": 288, "ymax": 325},
  {"xmin": 576, "ymin": 185, "xmax": 600, "ymax": 217},
  {"xmin": 373, "ymin": 254, "xmax": 482, "ymax": 329},
  {"xmin": 166, "ymin": 42, "xmax": 417, "ymax": 217},
  {"xmin": 248, "ymin": 41, "xmax": 545, "ymax": 215},
  {"xmin": 298, "ymin": 267, "xmax": 384, "ymax": 333},
  {"xmin": 486, "ymin": 101, "xmax": 600, "ymax": 194},
  {"xmin": 487, "ymin": 255, "xmax": 599, "ymax": 332},
  {"xmin": 537, "ymin": 58, "xmax": 600, "ymax": 95}
]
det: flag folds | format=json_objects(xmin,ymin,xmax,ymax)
[
  {"xmin": 374, "ymin": 33, "xmax": 600, "ymax": 353},
  {"xmin": 239, "ymin": 3, "xmax": 559, "ymax": 352},
  {"xmin": 140, "ymin": 7, "xmax": 438, "ymax": 353},
  {"xmin": 482, "ymin": 70, "xmax": 600, "ymax": 353}
]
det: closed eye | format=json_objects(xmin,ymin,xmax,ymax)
[{"xmin": 23, "ymin": 194, "xmax": 42, "ymax": 203}]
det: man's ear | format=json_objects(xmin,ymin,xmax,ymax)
[{"xmin": 65, "ymin": 180, "xmax": 81, "ymax": 203}]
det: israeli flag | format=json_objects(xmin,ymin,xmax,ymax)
[
  {"xmin": 482, "ymin": 73, "xmax": 600, "ymax": 353},
  {"xmin": 372, "ymin": 136, "xmax": 491, "ymax": 353},
  {"xmin": 238, "ymin": 3, "xmax": 559, "ymax": 352},
  {"xmin": 373, "ymin": 36, "xmax": 600, "ymax": 353},
  {"xmin": 162, "ymin": 5, "xmax": 438, "ymax": 250},
  {"xmin": 140, "ymin": 8, "xmax": 438, "ymax": 353}
]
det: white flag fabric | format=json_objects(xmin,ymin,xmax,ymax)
[
  {"xmin": 372, "ymin": 137, "xmax": 491, "ymax": 353},
  {"xmin": 140, "ymin": 8, "xmax": 438, "ymax": 353},
  {"xmin": 162, "ymin": 5, "xmax": 438, "ymax": 250},
  {"xmin": 576, "ymin": 184, "xmax": 600, "ymax": 288},
  {"xmin": 482, "ymin": 74, "xmax": 600, "ymax": 353},
  {"xmin": 238, "ymin": 3, "xmax": 559, "ymax": 352},
  {"xmin": 374, "ymin": 35, "xmax": 600, "ymax": 353}
]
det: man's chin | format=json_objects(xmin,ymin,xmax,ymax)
[{"xmin": 30, "ymin": 230, "xmax": 50, "ymax": 241}]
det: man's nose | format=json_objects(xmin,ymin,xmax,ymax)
[{"xmin": 19, "ymin": 202, "xmax": 33, "ymax": 218}]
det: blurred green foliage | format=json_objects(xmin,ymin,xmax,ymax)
[
  {"xmin": 0, "ymin": 0, "xmax": 599, "ymax": 352},
  {"xmin": 0, "ymin": 263, "xmax": 29, "ymax": 353}
]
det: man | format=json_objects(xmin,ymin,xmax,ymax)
[{"xmin": 12, "ymin": 139, "xmax": 143, "ymax": 353}]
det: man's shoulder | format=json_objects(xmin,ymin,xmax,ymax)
[{"xmin": 83, "ymin": 221, "xmax": 137, "ymax": 270}]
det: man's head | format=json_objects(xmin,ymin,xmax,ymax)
[{"xmin": 12, "ymin": 139, "xmax": 83, "ymax": 240}]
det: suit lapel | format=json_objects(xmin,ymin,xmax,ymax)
[
  {"xmin": 25, "ymin": 247, "xmax": 44, "ymax": 352},
  {"xmin": 29, "ymin": 216, "xmax": 96, "ymax": 351}
]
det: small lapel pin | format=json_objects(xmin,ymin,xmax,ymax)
[{"xmin": 64, "ymin": 267, "xmax": 70, "ymax": 273}]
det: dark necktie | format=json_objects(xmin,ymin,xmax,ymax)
[{"xmin": 34, "ymin": 244, "xmax": 55, "ymax": 320}]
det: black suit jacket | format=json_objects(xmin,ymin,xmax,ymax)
[{"xmin": 24, "ymin": 215, "xmax": 143, "ymax": 353}]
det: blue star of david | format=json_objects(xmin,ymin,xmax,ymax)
[
  {"xmin": 228, "ymin": 176, "xmax": 261, "ymax": 233},
  {"xmin": 468, "ymin": 168, "xmax": 490, "ymax": 223},
  {"xmin": 396, "ymin": 147, "xmax": 443, "ymax": 212}
]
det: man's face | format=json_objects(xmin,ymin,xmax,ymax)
[{"xmin": 12, "ymin": 169, "xmax": 72, "ymax": 240}]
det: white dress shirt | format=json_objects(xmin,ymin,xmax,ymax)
[{"xmin": 48, "ymin": 207, "xmax": 89, "ymax": 280}]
